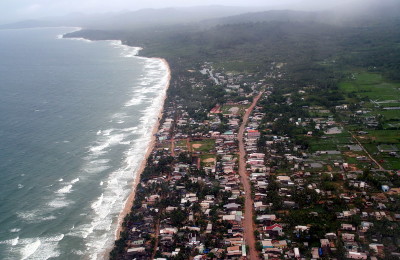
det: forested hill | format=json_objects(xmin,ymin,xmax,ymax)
[
  {"xmin": 204, "ymin": 0, "xmax": 400, "ymax": 26},
  {"xmin": 0, "ymin": 6, "xmax": 272, "ymax": 31},
  {"xmin": 64, "ymin": 9, "xmax": 400, "ymax": 84}
]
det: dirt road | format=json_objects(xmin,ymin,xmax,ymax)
[{"xmin": 238, "ymin": 92, "xmax": 263, "ymax": 259}]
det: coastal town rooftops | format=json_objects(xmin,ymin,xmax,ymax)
[{"xmin": 265, "ymin": 224, "xmax": 283, "ymax": 231}]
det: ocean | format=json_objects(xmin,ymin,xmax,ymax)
[{"xmin": 0, "ymin": 27, "xmax": 168, "ymax": 259}]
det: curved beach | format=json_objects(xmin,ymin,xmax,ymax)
[{"xmin": 115, "ymin": 58, "xmax": 171, "ymax": 240}]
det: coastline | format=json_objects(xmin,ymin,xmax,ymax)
[
  {"xmin": 61, "ymin": 29, "xmax": 172, "ymax": 258},
  {"xmin": 115, "ymin": 57, "xmax": 171, "ymax": 240}
]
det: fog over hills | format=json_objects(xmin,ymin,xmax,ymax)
[
  {"xmin": 0, "ymin": 0, "xmax": 400, "ymax": 31},
  {"xmin": 0, "ymin": 6, "xmax": 272, "ymax": 30},
  {"xmin": 1, "ymin": 0, "xmax": 400, "ymax": 30}
]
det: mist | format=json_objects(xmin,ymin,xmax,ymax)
[
  {"xmin": 0, "ymin": 0, "xmax": 395, "ymax": 23},
  {"xmin": 1, "ymin": 0, "xmax": 399, "ymax": 28}
]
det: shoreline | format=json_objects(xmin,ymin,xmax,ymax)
[
  {"xmin": 60, "ymin": 31, "xmax": 172, "ymax": 258},
  {"xmin": 114, "ymin": 57, "xmax": 171, "ymax": 240}
]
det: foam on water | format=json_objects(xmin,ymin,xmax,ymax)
[
  {"xmin": 110, "ymin": 41, "xmax": 142, "ymax": 58},
  {"xmin": 124, "ymin": 94, "xmax": 146, "ymax": 107},
  {"xmin": 70, "ymin": 178, "xmax": 80, "ymax": 184},
  {"xmin": 91, "ymin": 193, "xmax": 104, "ymax": 210},
  {"xmin": 56, "ymin": 184, "xmax": 72, "ymax": 194},
  {"xmin": 47, "ymin": 199, "xmax": 72, "ymax": 209},
  {"xmin": 17, "ymin": 207, "xmax": 61, "ymax": 223},
  {"xmin": 0, "ymin": 237, "xmax": 19, "ymax": 246},
  {"xmin": 101, "ymin": 128, "xmax": 114, "ymax": 136},
  {"xmin": 85, "ymin": 166, "xmax": 111, "ymax": 175},
  {"xmin": 70, "ymin": 57, "xmax": 168, "ymax": 259},
  {"xmin": 21, "ymin": 239, "xmax": 41, "ymax": 260},
  {"xmin": 16, "ymin": 234, "xmax": 64, "ymax": 260},
  {"xmin": 89, "ymin": 133, "xmax": 126, "ymax": 154},
  {"xmin": 0, "ymin": 29, "xmax": 169, "ymax": 260},
  {"xmin": 17, "ymin": 210, "xmax": 39, "ymax": 223}
]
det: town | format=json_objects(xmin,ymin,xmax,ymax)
[{"xmin": 111, "ymin": 61, "xmax": 400, "ymax": 260}]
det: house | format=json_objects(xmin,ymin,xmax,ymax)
[
  {"xmin": 277, "ymin": 175, "xmax": 291, "ymax": 183},
  {"xmin": 147, "ymin": 194, "xmax": 160, "ymax": 203},
  {"xmin": 294, "ymin": 248, "xmax": 300, "ymax": 258},
  {"xmin": 360, "ymin": 221, "xmax": 374, "ymax": 232},
  {"xmin": 382, "ymin": 185, "xmax": 390, "ymax": 192},
  {"xmin": 325, "ymin": 233, "xmax": 337, "ymax": 240},
  {"xmin": 369, "ymin": 244, "xmax": 385, "ymax": 254},
  {"xmin": 346, "ymin": 252, "xmax": 368, "ymax": 259},
  {"xmin": 341, "ymin": 224, "xmax": 356, "ymax": 231},
  {"xmin": 264, "ymin": 224, "xmax": 283, "ymax": 236},
  {"xmin": 222, "ymin": 215, "xmax": 241, "ymax": 222},
  {"xmin": 257, "ymin": 214, "xmax": 276, "ymax": 222},
  {"xmin": 262, "ymin": 240, "xmax": 273, "ymax": 249},
  {"xmin": 294, "ymin": 226, "xmax": 309, "ymax": 233},
  {"xmin": 254, "ymin": 201, "xmax": 268, "ymax": 211},
  {"xmin": 221, "ymin": 130, "xmax": 235, "ymax": 140},
  {"xmin": 311, "ymin": 247, "xmax": 320, "ymax": 258},
  {"xmin": 247, "ymin": 130, "xmax": 261, "ymax": 139},
  {"xmin": 347, "ymin": 145, "xmax": 363, "ymax": 151},
  {"xmin": 320, "ymin": 239, "xmax": 330, "ymax": 248},
  {"xmin": 224, "ymin": 203, "xmax": 241, "ymax": 210},
  {"xmin": 206, "ymin": 223, "xmax": 212, "ymax": 234},
  {"xmin": 226, "ymin": 246, "xmax": 241, "ymax": 256},
  {"xmin": 342, "ymin": 233, "xmax": 355, "ymax": 242},
  {"xmin": 160, "ymin": 227, "xmax": 178, "ymax": 235},
  {"xmin": 127, "ymin": 247, "xmax": 146, "ymax": 255},
  {"xmin": 131, "ymin": 239, "xmax": 145, "ymax": 246},
  {"xmin": 273, "ymin": 240, "xmax": 287, "ymax": 248}
]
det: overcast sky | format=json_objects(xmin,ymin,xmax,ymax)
[{"xmin": 0, "ymin": 0, "xmax": 355, "ymax": 23}]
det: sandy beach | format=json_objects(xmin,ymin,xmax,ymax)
[{"xmin": 114, "ymin": 57, "xmax": 171, "ymax": 240}]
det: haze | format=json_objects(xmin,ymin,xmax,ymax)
[{"xmin": 0, "ymin": 0, "xmax": 367, "ymax": 24}]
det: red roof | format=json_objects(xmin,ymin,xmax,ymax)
[{"xmin": 265, "ymin": 224, "xmax": 283, "ymax": 231}]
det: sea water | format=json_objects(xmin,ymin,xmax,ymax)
[{"xmin": 0, "ymin": 27, "xmax": 168, "ymax": 259}]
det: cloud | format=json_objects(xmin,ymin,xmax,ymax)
[
  {"xmin": 17, "ymin": 4, "xmax": 42, "ymax": 15},
  {"xmin": 1, "ymin": 0, "xmax": 394, "ymax": 23}
]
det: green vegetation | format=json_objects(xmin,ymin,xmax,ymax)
[
  {"xmin": 308, "ymin": 133, "xmax": 352, "ymax": 153},
  {"xmin": 176, "ymin": 140, "xmax": 187, "ymax": 147},
  {"xmin": 221, "ymin": 104, "xmax": 249, "ymax": 116},
  {"xmin": 340, "ymin": 72, "xmax": 400, "ymax": 100},
  {"xmin": 200, "ymin": 154, "xmax": 216, "ymax": 160},
  {"xmin": 191, "ymin": 139, "xmax": 216, "ymax": 152}
]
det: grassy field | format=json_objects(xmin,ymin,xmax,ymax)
[
  {"xmin": 191, "ymin": 139, "xmax": 216, "ymax": 153},
  {"xmin": 340, "ymin": 72, "xmax": 400, "ymax": 128},
  {"xmin": 309, "ymin": 133, "xmax": 352, "ymax": 152},
  {"xmin": 337, "ymin": 71, "xmax": 400, "ymax": 170},
  {"xmin": 339, "ymin": 72, "xmax": 400, "ymax": 101},
  {"xmin": 200, "ymin": 154, "xmax": 216, "ymax": 167},
  {"xmin": 360, "ymin": 142, "xmax": 400, "ymax": 170},
  {"xmin": 372, "ymin": 110, "xmax": 400, "ymax": 121},
  {"xmin": 379, "ymin": 102, "xmax": 400, "ymax": 108},
  {"xmin": 365, "ymin": 130, "xmax": 400, "ymax": 144},
  {"xmin": 175, "ymin": 140, "xmax": 187, "ymax": 147},
  {"xmin": 200, "ymin": 154, "xmax": 215, "ymax": 160},
  {"xmin": 221, "ymin": 104, "xmax": 249, "ymax": 116}
]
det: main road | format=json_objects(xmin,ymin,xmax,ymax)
[{"xmin": 238, "ymin": 91, "xmax": 263, "ymax": 260}]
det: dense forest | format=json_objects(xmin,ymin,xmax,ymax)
[
  {"xmin": 64, "ymin": 8, "xmax": 400, "ymax": 125},
  {"xmin": 65, "ymin": 9, "xmax": 400, "ymax": 85}
]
